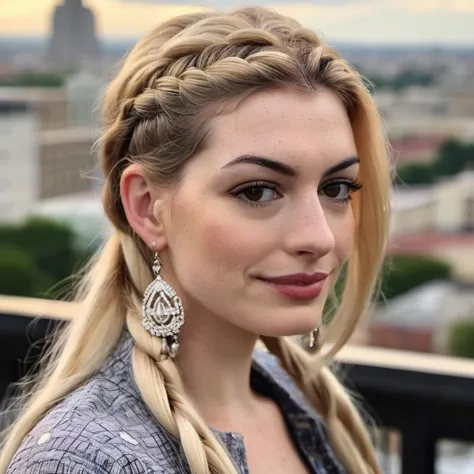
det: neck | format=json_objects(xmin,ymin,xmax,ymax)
[{"xmin": 176, "ymin": 305, "xmax": 260, "ymax": 431}]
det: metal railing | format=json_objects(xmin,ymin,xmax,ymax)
[{"xmin": 2, "ymin": 295, "xmax": 474, "ymax": 474}]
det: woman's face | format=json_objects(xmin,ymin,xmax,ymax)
[{"xmin": 153, "ymin": 87, "xmax": 359, "ymax": 337}]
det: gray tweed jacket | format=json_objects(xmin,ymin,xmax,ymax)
[{"xmin": 7, "ymin": 331, "xmax": 347, "ymax": 473}]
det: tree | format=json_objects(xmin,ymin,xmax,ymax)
[
  {"xmin": 395, "ymin": 163, "xmax": 436, "ymax": 186},
  {"xmin": 0, "ymin": 73, "xmax": 64, "ymax": 88},
  {"xmin": 0, "ymin": 217, "xmax": 91, "ymax": 299},
  {"xmin": 363, "ymin": 69, "xmax": 435, "ymax": 93},
  {"xmin": 433, "ymin": 139, "xmax": 472, "ymax": 177},
  {"xmin": 0, "ymin": 217, "xmax": 80, "ymax": 283},
  {"xmin": 390, "ymin": 70, "xmax": 434, "ymax": 91},
  {"xmin": 0, "ymin": 246, "xmax": 44, "ymax": 297},
  {"xmin": 380, "ymin": 255, "xmax": 452, "ymax": 301},
  {"xmin": 447, "ymin": 319, "xmax": 474, "ymax": 359}
]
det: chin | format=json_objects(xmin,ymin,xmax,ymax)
[{"xmin": 249, "ymin": 305, "xmax": 323, "ymax": 338}]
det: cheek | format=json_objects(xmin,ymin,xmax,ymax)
[
  {"xmin": 198, "ymin": 216, "xmax": 269, "ymax": 267},
  {"xmin": 331, "ymin": 209, "xmax": 356, "ymax": 264},
  {"xmin": 171, "ymin": 199, "xmax": 273, "ymax": 277}
]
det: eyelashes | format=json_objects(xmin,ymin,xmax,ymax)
[
  {"xmin": 229, "ymin": 180, "xmax": 281, "ymax": 208},
  {"xmin": 322, "ymin": 179, "xmax": 362, "ymax": 203},
  {"xmin": 229, "ymin": 179, "xmax": 363, "ymax": 208}
]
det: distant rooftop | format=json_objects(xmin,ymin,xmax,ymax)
[
  {"xmin": 390, "ymin": 133, "xmax": 446, "ymax": 164},
  {"xmin": 39, "ymin": 126, "xmax": 100, "ymax": 145},
  {"xmin": 0, "ymin": 86, "xmax": 65, "ymax": 103},
  {"xmin": 391, "ymin": 187, "xmax": 435, "ymax": 211},
  {"xmin": 374, "ymin": 280, "xmax": 458, "ymax": 330},
  {"xmin": 390, "ymin": 232, "xmax": 474, "ymax": 255}
]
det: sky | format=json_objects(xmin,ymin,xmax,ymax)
[{"xmin": 0, "ymin": 0, "xmax": 474, "ymax": 45}]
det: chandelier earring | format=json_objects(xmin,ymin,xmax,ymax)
[{"xmin": 141, "ymin": 241, "xmax": 184, "ymax": 358}]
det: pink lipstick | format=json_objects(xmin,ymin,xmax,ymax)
[{"xmin": 257, "ymin": 272, "xmax": 328, "ymax": 301}]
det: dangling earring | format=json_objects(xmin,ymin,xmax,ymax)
[
  {"xmin": 307, "ymin": 325, "xmax": 321, "ymax": 353},
  {"xmin": 142, "ymin": 242, "xmax": 184, "ymax": 358}
]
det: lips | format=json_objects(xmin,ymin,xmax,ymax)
[
  {"xmin": 256, "ymin": 272, "xmax": 328, "ymax": 301},
  {"xmin": 258, "ymin": 273, "xmax": 328, "ymax": 285}
]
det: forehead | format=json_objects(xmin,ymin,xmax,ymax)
[{"xmin": 199, "ymin": 87, "xmax": 357, "ymax": 169}]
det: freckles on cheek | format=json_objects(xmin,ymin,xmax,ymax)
[
  {"xmin": 201, "ymin": 221, "xmax": 242, "ymax": 260},
  {"xmin": 200, "ymin": 218, "xmax": 267, "ymax": 265},
  {"xmin": 335, "ymin": 215, "xmax": 356, "ymax": 262},
  {"xmin": 339, "ymin": 235, "xmax": 354, "ymax": 263}
]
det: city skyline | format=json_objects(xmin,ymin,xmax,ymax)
[{"xmin": 1, "ymin": 0, "xmax": 474, "ymax": 45}]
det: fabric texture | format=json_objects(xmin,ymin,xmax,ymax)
[{"xmin": 7, "ymin": 331, "xmax": 347, "ymax": 473}]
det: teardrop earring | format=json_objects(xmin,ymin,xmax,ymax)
[
  {"xmin": 306, "ymin": 325, "xmax": 321, "ymax": 353},
  {"xmin": 141, "ymin": 243, "xmax": 184, "ymax": 358}
]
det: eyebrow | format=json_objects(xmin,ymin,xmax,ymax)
[
  {"xmin": 323, "ymin": 156, "xmax": 360, "ymax": 177},
  {"xmin": 221, "ymin": 154, "xmax": 360, "ymax": 178}
]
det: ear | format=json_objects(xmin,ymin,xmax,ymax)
[{"xmin": 120, "ymin": 163, "xmax": 168, "ymax": 252}]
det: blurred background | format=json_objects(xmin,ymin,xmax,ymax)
[{"xmin": 0, "ymin": 1, "xmax": 473, "ymax": 473}]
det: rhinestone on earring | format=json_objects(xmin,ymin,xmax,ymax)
[
  {"xmin": 142, "ymin": 247, "xmax": 184, "ymax": 358},
  {"xmin": 307, "ymin": 325, "xmax": 321, "ymax": 353}
]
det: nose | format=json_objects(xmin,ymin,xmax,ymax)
[{"xmin": 282, "ymin": 195, "xmax": 336, "ymax": 259}]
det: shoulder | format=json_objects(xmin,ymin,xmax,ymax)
[
  {"xmin": 7, "ymin": 348, "xmax": 184, "ymax": 473},
  {"xmin": 6, "ymin": 437, "xmax": 125, "ymax": 474},
  {"xmin": 6, "ymin": 406, "xmax": 144, "ymax": 473},
  {"xmin": 7, "ymin": 381, "xmax": 145, "ymax": 474}
]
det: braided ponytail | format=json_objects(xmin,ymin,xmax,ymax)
[{"xmin": 116, "ymin": 233, "xmax": 239, "ymax": 474}]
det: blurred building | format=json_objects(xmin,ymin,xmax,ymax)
[
  {"xmin": 390, "ymin": 171, "xmax": 474, "ymax": 282},
  {"xmin": 66, "ymin": 71, "xmax": 103, "ymax": 127},
  {"xmin": 374, "ymin": 82, "xmax": 474, "ymax": 141},
  {"xmin": 0, "ymin": 77, "xmax": 104, "ymax": 130},
  {"xmin": 447, "ymin": 85, "xmax": 474, "ymax": 118},
  {"xmin": 0, "ymin": 87, "xmax": 68, "ymax": 131},
  {"xmin": 369, "ymin": 280, "xmax": 474, "ymax": 353},
  {"xmin": 0, "ymin": 95, "xmax": 100, "ymax": 222},
  {"xmin": 386, "ymin": 116, "xmax": 474, "ymax": 141},
  {"xmin": 390, "ymin": 133, "xmax": 446, "ymax": 165},
  {"xmin": 0, "ymin": 101, "xmax": 39, "ymax": 222},
  {"xmin": 391, "ymin": 171, "xmax": 474, "ymax": 234},
  {"xmin": 47, "ymin": 0, "xmax": 102, "ymax": 70},
  {"xmin": 39, "ymin": 126, "xmax": 100, "ymax": 199},
  {"xmin": 374, "ymin": 86, "xmax": 449, "ymax": 121}
]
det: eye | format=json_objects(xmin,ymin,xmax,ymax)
[
  {"xmin": 320, "ymin": 179, "xmax": 362, "ymax": 203},
  {"xmin": 230, "ymin": 181, "xmax": 281, "ymax": 207}
]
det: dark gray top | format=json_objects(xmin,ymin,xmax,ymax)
[{"xmin": 7, "ymin": 331, "xmax": 346, "ymax": 473}]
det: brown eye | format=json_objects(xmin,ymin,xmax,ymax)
[
  {"xmin": 243, "ymin": 187, "xmax": 265, "ymax": 201},
  {"xmin": 231, "ymin": 181, "xmax": 281, "ymax": 207},
  {"xmin": 320, "ymin": 180, "xmax": 361, "ymax": 203},
  {"xmin": 324, "ymin": 183, "xmax": 348, "ymax": 200}
]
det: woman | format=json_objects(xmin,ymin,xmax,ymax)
[{"xmin": 1, "ymin": 6, "xmax": 390, "ymax": 474}]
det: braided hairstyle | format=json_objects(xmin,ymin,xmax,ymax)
[{"xmin": 0, "ymin": 7, "xmax": 390, "ymax": 474}]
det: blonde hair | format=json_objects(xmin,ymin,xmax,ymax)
[{"xmin": 0, "ymin": 7, "xmax": 390, "ymax": 474}]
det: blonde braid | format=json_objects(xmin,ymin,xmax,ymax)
[{"xmin": 119, "ymin": 235, "xmax": 238, "ymax": 474}]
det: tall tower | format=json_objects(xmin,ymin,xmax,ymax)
[{"xmin": 47, "ymin": 0, "xmax": 101, "ymax": 69}]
